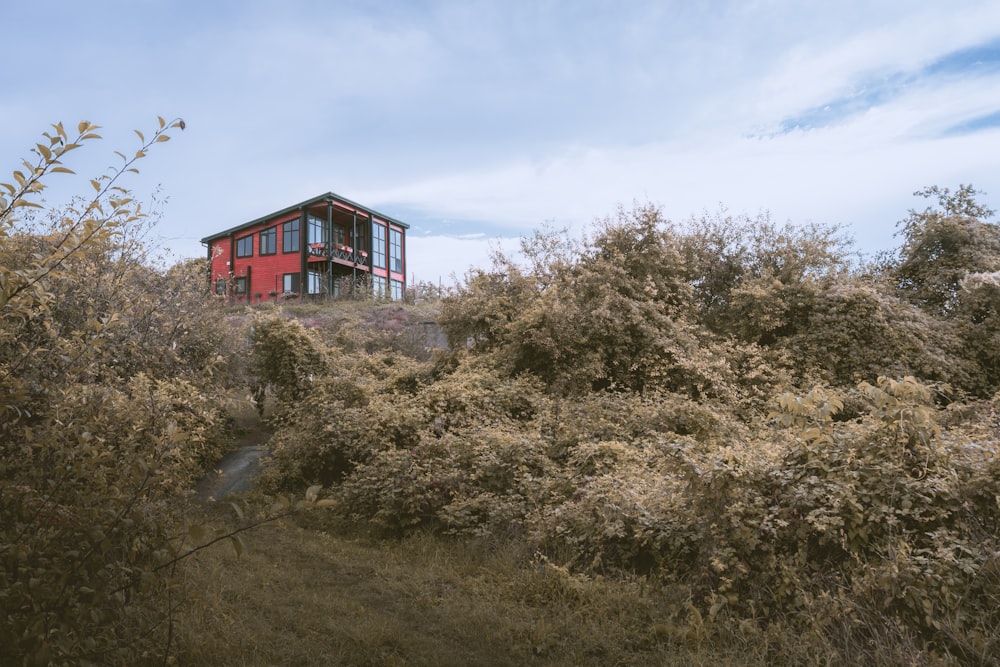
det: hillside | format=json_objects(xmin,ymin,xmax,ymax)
[
  {"xmin": 3, "ymin": 121, "xmax": 1000, "ymax": 665},
  {"xmin": 175, "ymin": 190, "xmax": 1000, "ymax": 665}
]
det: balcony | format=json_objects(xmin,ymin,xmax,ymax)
[{"xmin": 308, "ymin": 242, "xmax": 369, "ymax": 266}]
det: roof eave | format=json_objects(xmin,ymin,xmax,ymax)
[{"xmin": 199, "ymin": 191, "xmax": 409, "ymax": 244}]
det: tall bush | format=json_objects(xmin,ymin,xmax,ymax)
[{"xmin": 0, "ymin": 118, "xmax": 236, "ymax": 664}]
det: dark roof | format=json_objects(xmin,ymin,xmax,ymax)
[{"xmin": 200, "ymin": 191, "xmax": 409, "ymax": 244}]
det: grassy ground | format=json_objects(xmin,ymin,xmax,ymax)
[
  {"xmin": 169, "ymin": 402, "xmax": 815, "ymax": 666},
  {"xmin": 172, "ymin": 508, "xmax": 771, "ymax": 667}
]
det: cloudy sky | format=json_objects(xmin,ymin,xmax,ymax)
[{"xmin": 3, "ymin": 1, "xmax": 999, "ymax": 283}]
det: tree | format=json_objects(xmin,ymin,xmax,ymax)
[
  {"xmin": 893, "ymin": 185, "xmax": 1000, "ymax": 317},
  {"xmin": 678, "ymin": 210, "xmax": 855, "ymax": 345}
]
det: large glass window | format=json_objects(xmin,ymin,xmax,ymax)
[
  {"xmin": 282, "ymin": 273, "xmax": 300, "ymax": 294},
  {"xmin": 259, "ymin": 226, "xmax": 277, "ymax": 255},
  {"xmin": 372, "ymin": 223, "xmax": 386, "ymax": 269},
  {"xmin": 355, "ymin": 220, "xmax": 368, "ymax": 256},
  {"xmin": 332, "ymin": 224, "xmax": 348, "ymax": 249},
  {"xmin": 390, "ymin": 279, "xmax": 403, "ymax": 302},
  {"xmin": 389, "ymin": 228, "xmax": 402, "ymax": 273},
  {"xmin": 372, "ymin": 275, "xmax": 387, "ymax": 299},
  {"xmin": 307, "ymin": 270, "xmax": 323, "ymax": 295},
  {"xmin": 308, "ymin": 215, "xmax": 327, "ymax": 247},
  {"xmin": 283, "ymin": 219, "xmax": 300, "ymax": 253},
  {"xmin": 236, "ymin": 235, "xmax": 253, "ymax": 258},
  {"xmin": 233, "ymin": 276, "xmax": 248, "ymax": 294}
]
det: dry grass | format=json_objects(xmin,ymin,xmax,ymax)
[{"xmin": 172, "ymin": 510, "xmax": 768, "ymax": 666}]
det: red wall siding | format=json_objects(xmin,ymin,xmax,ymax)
[
  {"xmin": 209, "ymin": 216, "xmax": 303, "ymax": 303},
  {"xmin": 208, "ymin": 239, "xmax": 231, "ymax": 293}
]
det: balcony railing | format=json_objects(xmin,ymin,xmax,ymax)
[{"xmin": 308, "ymin": 242, "xmax": 369, "ymax": 265}]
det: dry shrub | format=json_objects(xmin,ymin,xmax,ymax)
[{"xmin": 0, "ymin": 118, "xmax": 239, "ymax": 665}]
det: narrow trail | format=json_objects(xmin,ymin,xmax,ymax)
[{"xmin": 194, "ymin": 426, "xmax": 272, "ymax": 501}]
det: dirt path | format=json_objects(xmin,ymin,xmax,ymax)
[{"xmin": 194, "ymin": 427, "xmax": 272, "ymax": 501}]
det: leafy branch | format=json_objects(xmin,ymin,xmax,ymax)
[
  {"xmin": 0, "ymin": 116, "xmax": 185, "ymax": 310},
  {"xmin": 155, "ymin": 486, "xmax": 334, "ymax": 573}
]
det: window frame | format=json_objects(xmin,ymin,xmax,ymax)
[
  {"xmin": 233, "ymin": 276, "xmax": 248, "ymax": 294},
  {"xmin": 372, "ymin": 223, "xmax": 386, "ymax": 269},
  {"xmin": 332, "ymin": 224, "xmax": 347, "ymax": 248},
  {"xmin": 355, "ymin": 222, "xmax": 368, "ymax": 255},
  {"xmin": 307, "ymin": 270, "xmax": 323, "ymax": 295},
  {"xmin": 259, "ymin": 226, "xmax": 277, "ymax": 255},
  {"xmin": 282, "ymin": 273, "xmax": 300, "ymax": 294},
  {"xmin": 308, "ymin": 215, "xmax": 328, "ymax": 247},
  {"xmin": 235, "ymin": 235, "xmax": 253, "ymax": 258},
  {"xmin": 283, "ymin": 219, "xmax": 300, "ymax": 253},
  {"xmin": 389, "ymin": 228, "xmax": 402, "ymax": 273}
]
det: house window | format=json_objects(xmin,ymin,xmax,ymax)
[
  {"xmin": 233, "ymin": 277, "xmax": 248, "ymax": 294},
  {"xmin": 391, "ymin": 279, "xmax": 403, "ymax": 302},
  {"xmin": 236, "ymin": 235, "xmax": 253, "ymax": 258},
  {"xmin": 373, "ymin": 223, "xmax": 386, "ymax": 269},
  {"xmin": 283, "ymin": 219, "xmax": 300, "ymax": 253},
  {"xmin": 389, "ymin": 228, "xmax": 402, "ymax": 273},
  {"xmin": 355, "ymin": 222, "xmax": 368, "ymax": 256},
  {"xmin": 307, "ymin": 270, "xmax": 323, "ymax": 295},
  {"xmin": 372, "ymin": 275, "xmax": 387, "ymax": 298},
  {"xmin": 214, "ymin": 278, "xmax": 226, "ymax": 295},
  {"xmin": 308, "ymin": 215, "xmax": 327, "ymax": 247},
  {"xmin": 282, "ymin": 273, "xmax": 300, "ymax": 294},
  {"xmin": 259, "ymin": 226, "xmax": 277, "ymax": 255},
  {"xmin": 333, "ymin": 224, "xmax": 348, "ymax": 249}
]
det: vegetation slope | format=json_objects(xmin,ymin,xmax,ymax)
[
  {"xmin": 3, "ymin": 121, "xmax": 1000, "ymax": 665},
  {"xmin": 249, "ymin": 190, "xmax": 1000, "ymax": 665}
]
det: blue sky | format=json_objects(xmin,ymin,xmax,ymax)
[{"xmin": 3, "ymin": 1, "xmax": 999, "ymax": 283}]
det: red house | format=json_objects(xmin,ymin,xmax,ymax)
[{"xmin": 201, "ymin": 192, "xmax": 408, "ymax": 303}]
